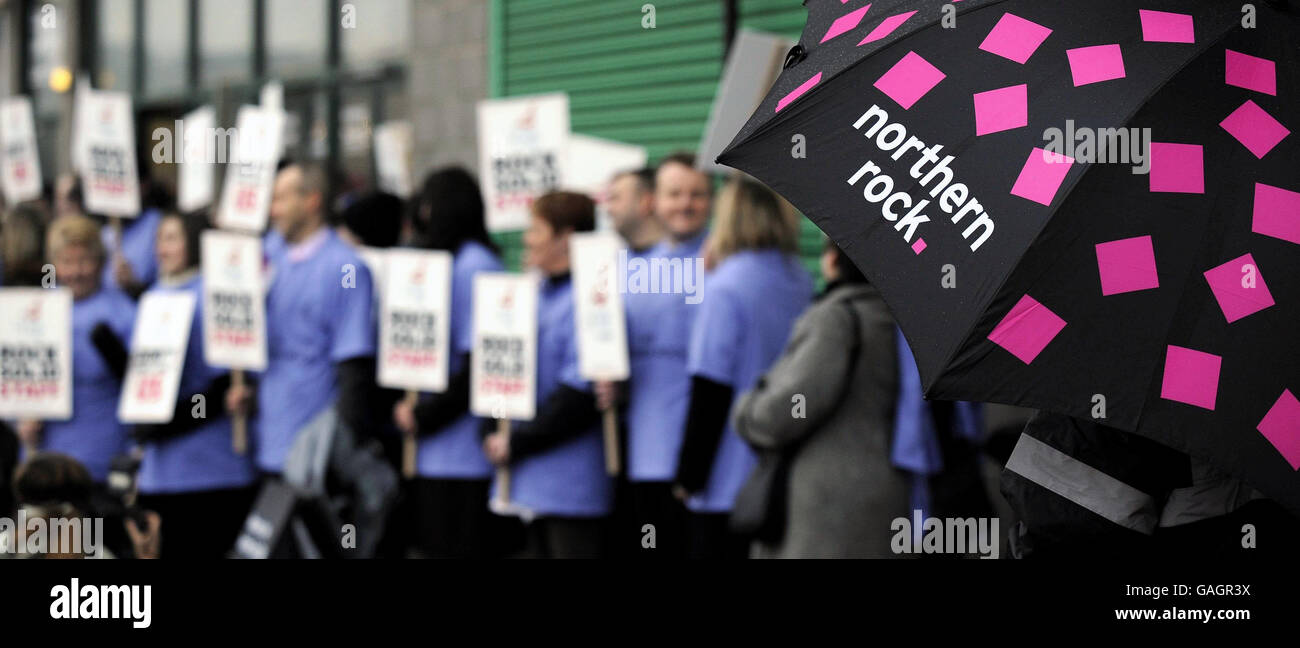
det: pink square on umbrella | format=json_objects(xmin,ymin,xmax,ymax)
[
  {"xmin": 1203, "ymin": 253, "xmax": 1274, "ymax": 323},
  {"xmin": 874, "ymin": 51, "xmax": 945, "ymax": 110},
  {"xmin": 987, "ymin": 294, "xmax": 1066, "ymax": 364},
  {"xmin": 978, "ymin": 13, "xmax": 1052, "ymax": 64},
  {"xmin": 1160, "ymin": 345, "xmax": 1221, "ymax": 410},
  {"xmin": 973, "ymin": 84, "xmax": 1027, "ymax": 136},
  {"xmin": 1148, "ymin": 142, "xmax": 1203, "ymax": 193},
  {"xmin": 1252, "ymin": 182, "xmax": 1300, "ymax": 245},
  {"xmin": 1095, "ymin": 235, "xmax": 1159, "ymax": 296},
  {"xmin": 1010, "ymin": 147, "xmax": 1074, "ymax": 206},
  {"xmin": 1067, "ymin": 44, "xmax": 1126, "ymax": 86},
  {"xmin": 1139, "ymin": 9, "xmax": 1194, "ymax": 43},
  {"xmin": 821, "ymin": 4, "xmax": 872, "ymax": 43},
  {"xmin": 858, "ymin": 10, "xmax": 917, "ymax": 45},
  {"xmin": 775, "ymin": 72, "xmax": 823, "ymax": 113},
  {"xmin": 1219, "ymin": 100, "xmax": 1290, "ymax": 159},
  {"xmin": 1225, "ymin": 49, "xmax": 1276, "ymax": 96},
  {"xmin": 1258, "ymin": 390, "xmax": 1300, "ymax": 470}
]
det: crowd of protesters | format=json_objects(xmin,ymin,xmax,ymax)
[{"xmin": 0, "ymin": 151, "xmax": 1024, "ymax": 559}]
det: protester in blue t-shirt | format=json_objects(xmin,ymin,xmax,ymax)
[
  {"xmin": 133, "ymin": 210, "xmax": 257, "ymax": 558},
  {"xmin": 595, "ymin": 153, "xmax": 712, "ymax": 558},
  {"xmin": 604, "ymin": 168, "xmax": 663, "ymax": 257},
  {"xmin": 390, "ymin": 168, "xmax": 524, "ymax": 558},
  {"xmin": 672, "ymin": 178, "xmax": 812, "ymax": 559},
  {"xmin": 225, "ymin": 162, "xmax": 377, "ymax": 476},
  {"xmin": 480, "ymin": 191, "xmax": 612, "ymax": 558},
  {"xmin": 16, "ymin": 215, "xmax": 135, "ymax": 484}
]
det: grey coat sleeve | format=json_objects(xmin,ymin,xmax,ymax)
[{"xmin": 733, "ymin": 300, "xmax": 855, "ymax": 451}]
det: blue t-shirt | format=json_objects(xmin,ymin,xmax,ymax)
[
  {"xmin": 137, "ymin": 276, "xmax": 257, "ymax": 494},
  {"xmin": 101, "ymin": 208, "xmax": 162, "ymax": 292},
  {"xmin": 38, "ymin": 287, "xmax": 137, "ymax": 483},
  {"xmin": 263, "ymin": 228, "xmax": 286, "ymax": 262},
  {"xmin": 254, "ymin": 229, "xmax": 376, "ymax": 473},
  {"xmin": 623, "ymin": 230, "xmax": 707, "ymax": 482},
  {"xmin": 686, "ymin": 249, "xmax": 812, "ymax": 513},
  {"xmin": 491, "ymin": 274, "xmax": 613, "ymax": 517},
  {"xmin": 416, "ymin": 240, "xmax": 504, "ymax": 479}
]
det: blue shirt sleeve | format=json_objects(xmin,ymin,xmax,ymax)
[
  {"xmin": 558, "ymin": 302, "xmax": 590, "ymax": 393},
  {"xmin": 687, "ymin": 284, "xmax": 741, "ymax": 387},
  {"xmin": 112, "ymin": 292, "xmax": 138, "ymax": 342},
  {"xmin": 451, "ymin": 266, "xmax": 475, "ymax": 355},
  {"xmin": 452, "ymin": 245, "xmax": 503, "ymax": 355},
  {"xmin": 131, "ymin": 211, "xmax": 161, "ymax": 287},
  {"xmin": 328, "ymin": 254, "xmax": 377, "ymax": 362}
]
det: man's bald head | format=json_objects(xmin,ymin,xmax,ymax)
[{"xmin": 270, "ymin": 162, "xmax": 328, "ymax": 243}]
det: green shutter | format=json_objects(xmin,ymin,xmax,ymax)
[
  {"xmin": 489, "ymin": 0, "xmax": 725, "ymax": 269},
  {"xmin": 738, "ymin": 0, "xmax": 809, "ymax": 36},
  {"xmin": 488, "ymin": 0, "xmax": 822, "ymax": 280},
  {"xmin": 497, "ymin": 0, "xmax": 724, "ymax": 160}
]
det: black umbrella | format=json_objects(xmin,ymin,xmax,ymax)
[{"xmin": 718, "ymin": 0, "xmax": 1300, "ymax": 512}]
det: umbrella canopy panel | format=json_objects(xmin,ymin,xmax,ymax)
[{"xmin": 718, "ymin": 0, "xmax": 1299, "ymax": 512}]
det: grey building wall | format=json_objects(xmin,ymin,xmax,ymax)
[{"xmin": 408, "ymin": 0, "xmax": 489, "ymax": 178}]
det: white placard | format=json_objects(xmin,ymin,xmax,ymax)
[
  {"xmin": 373, "ymin": 121, "xmax": 413, "ymax": 198},
  {"xmin": 564, "ymin": 134, "xmax": 647, "ymax": 205},
  {"xmin": 201, "ymin": 230, "xmax": 268, "ymax": 371},
  {"xmin": 697, "ymin": 29, "xmax": 794, "ymax": 174},
  {"xmin": 260, "ymin": 80, "xmax": 287, "ymax": 159},
  {"xmin": 0, "ymin": 288, "xmax": 73, "ymax": 420},
  {"xmin": 570, "ymin": 233, "xmax": 630, "ymax": 381},
  {"xmin": 470, "ymin": 273, "xmax": 538, "ymax": 420},
  {"xmin": 342, "ymin": 103, "xmax": 371, "ymax": 156},
  {"xmin": 118, "ymin": 291, "xmax": 196, "ymax": 423},
  {"xmin": 378, "ymin": 249, "xmax": 453, "ymax": 392},
  {"xmin": 0, "ymin": 97, "xmax": 44, "ymax": 205},
  {"xmin": 260, "ymin": 81, "xmax": 284, "ymax": 114},
  {"xmin": 177, "ymin": 105, "xmax": 216, "ymax": 212},
  {"xmin": 71, "ymin": 78, "xmax": 91, "ymax": 174},
  {"xmin": 477, "ymin": 93, "xmax": 570, "ymax": 232},
  {"xmin": 216, "ymin": 105, "xmax": 284, "ymax": 233},
  {"xmin": 80, "ymin": 89, "xmax": 141, "ymax": 217}
]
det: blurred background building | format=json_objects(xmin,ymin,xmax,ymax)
[{"xmin": 0, "ymin": 0, "xmax": 822, "ymax": 272}]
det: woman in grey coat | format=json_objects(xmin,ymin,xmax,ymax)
[{"xmin": 733, "ymin": 241, "xmax": 908, "ymax": 558}]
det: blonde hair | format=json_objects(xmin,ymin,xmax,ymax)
[
  {"xmin": 708, "ymin": 178, "xmax": 798, "ymax": 264},
  {"xmin": 46, "ymin": 214, "xmax": 105, "ymax": 265}
]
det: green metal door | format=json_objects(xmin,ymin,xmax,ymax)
[{"xmin": 489, "ymin": 0, "xmax": 823, "ymax": 278}]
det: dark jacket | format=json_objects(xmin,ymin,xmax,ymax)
[{"xmin": 1000, "ymin": 411, "xmax": 1300, "ymax": 559}]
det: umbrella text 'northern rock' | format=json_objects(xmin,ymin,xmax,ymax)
[{"xmin": 849, "ymin": 104, "xmax": 997, "ymax": 252}]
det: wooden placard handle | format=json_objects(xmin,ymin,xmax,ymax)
[
  {"xmin": 21, "ymin": 428, "xmax": 39, "ymax": 456},
  {"xmin": 493, "ymin": 418, "xmax": 511, "ymax": 508},
  {"xmin": 231, "ymin": 369, "xmax": 248, "ymax": 455},
  {"xmin": 602, "ymin": 407, "xmax": 620, "ymax": 476},
  {"xmin": 401, "ymin": 390, "xmax": 418, "ymax": 479}
]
